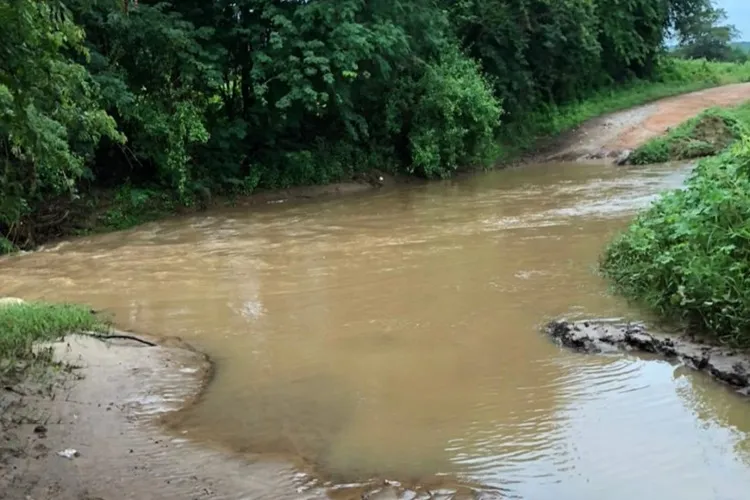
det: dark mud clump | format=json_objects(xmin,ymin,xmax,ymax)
[{"xmin": 546, "ymin": 320, "xmax": 750, "ymax": 395}]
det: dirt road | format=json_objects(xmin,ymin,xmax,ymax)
[{"xmin": 535, "ymin": 82, "xmax": 750, "ymax": 163}]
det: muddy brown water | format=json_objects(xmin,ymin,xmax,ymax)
[{"xmin": 4, "ymin": 161, "xmax": 750, "ymax": 499}]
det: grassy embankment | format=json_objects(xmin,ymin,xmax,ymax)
[
  {"xmin": 0, "ymin": 301, "xmax": 108, "ymax": 382},
  {"xmin": 601, "ymin": 100, "xmax": 750, "ymax": 347}
]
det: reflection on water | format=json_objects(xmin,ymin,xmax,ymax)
[{"xmin": 4, "ymin": 161, "xmax": 750, "ymax": 498}]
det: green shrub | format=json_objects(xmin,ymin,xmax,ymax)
[
  {"xmin": 0, "ymin": 236, "xmax": 15, "ymax": 255},
  {"xmin": 99, "ymin": 185, "xmax": 177, "ymax": 232},
  {"xmin": 601, "ymin": 138, "xmax": 750, "ymax": 345},
  {"xmin": 407, "ymin": 47, "xmax": 502, "ymax": 178}
]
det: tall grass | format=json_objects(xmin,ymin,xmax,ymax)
[{"xmin": 0, "ymin": 302, "xmax": 108, "ymax": 374}]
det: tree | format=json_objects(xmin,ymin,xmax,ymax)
[
  {"xmin": 674, "ymin": 5, "xmax": 741, "ymax": 61},
  {"xmin": 0, "ymin": 0, "xmax": 121, "ymax": 247}
]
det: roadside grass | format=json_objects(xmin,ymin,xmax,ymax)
[
  {"xmin": 628, "ymin": 103, "xmax": 750, "ymax": 164},
  {"xmin": 0, "ymin": 301, "xmax": 109, "ymax": 378}
]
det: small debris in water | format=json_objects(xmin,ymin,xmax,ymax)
[{"xmin": 57, "ymin": 448, "xmax": 80, "ymax": 459}]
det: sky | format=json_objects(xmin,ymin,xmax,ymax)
[{"xmin": 717, "ymin": 0, "xmax": 750, "ymax": 40}]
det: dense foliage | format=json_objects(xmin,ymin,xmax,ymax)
[
  {"xmin": 0, "ymin": 0, "xmax": 122, "ymax": 249},
  {"xmin": 628, "ymin": 103, "xmax": 750, "ymax": 164},
  {"xmin": 602, "ymin": 138, "xmax": 750, "ymax": 346},
  {"xmin": 0, "ymin": 0, "xmax": 745, "ymax": 250}
]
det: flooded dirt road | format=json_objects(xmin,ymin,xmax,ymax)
[{"xmin": 4, "ymin": 161, "xmax": 750, "ymax": 499}]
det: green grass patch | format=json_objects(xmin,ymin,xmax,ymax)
[
  {"xmin": 629, "ymin": 103, "xmax": 750, "ymax": 164},
  {"xmin": 497, "ymin": 58, "xmax": 750, "ymax": 161},
  {"xmin": 600, "ymin": 138, "xmax": 750, "ymax": 346},
  {"xmin": 0, "ymin": 301, "xmax": 109, "ymax": 375}
]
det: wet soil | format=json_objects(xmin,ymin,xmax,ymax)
[
  {"xmin": 546, "ymin": 320, "xmax": 750, "ymax": 396},
  {"xmin": 226, "ymin": 170, "xmax": 407, "ymax": 207},
  {"xmin": 0, "ymin": 334, "xmax": 330, "ymax": 500}
]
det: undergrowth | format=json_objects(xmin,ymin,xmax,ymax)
[
  {"xmin": 0, "ymin": 302, "xmax": 109, "ymax": 377},
  {"xmin": 629, "ymin": 103, "xmax": 750, "ymax": 164},
  {"xmin": 601, "ymin": 138, "xmax": 750, "ymax": 346}
]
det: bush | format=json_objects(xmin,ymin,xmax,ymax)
[
  {"xmin": 601, "ymin": 138, "xmax": 750, "ymax": 345},
  {"xmin": 98, "ymin": 185, "xmax": 178, "ymax": 231},
  {"xmin": 406, "ymin": 47, "xmax": 502, "ymax": 178}
]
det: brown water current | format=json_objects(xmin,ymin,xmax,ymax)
[{"xmin": 4, "ymin": 161, "xmax": 750, "ymax": 499}]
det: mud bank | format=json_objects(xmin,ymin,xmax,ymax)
[
  {"xmin": 0, "ymin": 333, "xmax": 330, "ymax": 500},
  {"xmin": 229, "ymin": 170, "xmax": 407, "ymax": 207},
  {"xmin": 546, "ymin": 320, "xmax": 750, "ymax": 395}
]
